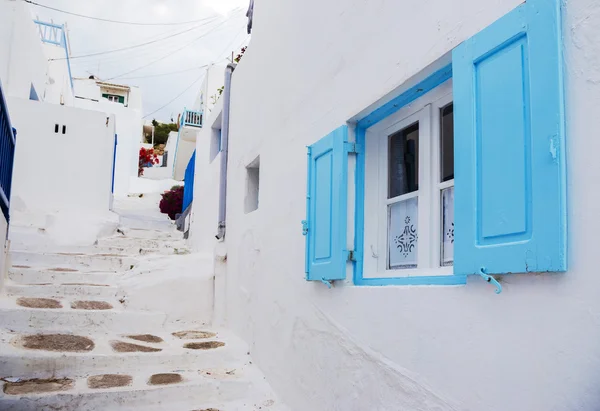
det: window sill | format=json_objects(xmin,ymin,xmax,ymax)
[{"xmin": 354, "ymin": 273, "xmax": 466, "ymax": 287}]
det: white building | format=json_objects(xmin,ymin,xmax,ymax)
[
  {"xmin": 0, "ymin": 2, "xmax": 125, "ymax": 248},
  {"xmin": 170, "ymin": 64, "xmax": 225, "ymax": 182},
  {"xmin": 187, "ymin": 0, "xmax": 600, "ymax": 409},
  {"xmin": 73, "ymin": 77, "xmax": 144, "ymax": 196}
]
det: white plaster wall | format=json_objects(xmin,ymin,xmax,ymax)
[
  {"xmin": 74, "ymin": 80, "xmax": 143, "ymax": 196},
  {"xmin": 191, "ymin": 0, "xmax": 600, "ymax": 410},
  {"xmin": 193, "ymin": 63, "xmax": 227, "ymax": 116},
  {"xmin": 173, "ymin": 137, "xmax": 195, "ymax": 181},
  {"xmin": 188, "ymin": 101, "xmax": 223, "ymax": 252},
  {"xmin": 7, "ymin": 97, "xmax": 117, "ymax": 244},
  {"xmin": 73, "ymin": 79, "xmax": 102, "ymax": 101},
  {"xmin": 0, "ymin": 0, "xmax": 48, "ymax": 100},
  {"xmin": 43, "ymin": 43, "xmax": 74, "ymax": 107},
  {"xmin": 0, "ymin": 216, "xmax": 8, "ymax": 293}
]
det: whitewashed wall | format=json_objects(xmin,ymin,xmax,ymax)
[
  {"xmin": 8, "ymin": 97, "xmax": 117, "ymax": 245},
  {"xmin": 189, "ymin": 98, "xmax": 223, "ymax": 252},
  {"xmin": 188, "ymin": 0, "xmax": 600, "ymax": 410},
  {"xmin": 74, "ymin": 79, "xmax": 143, "ymax": 196},
  {"xmin": 0, "ymin": 0, "xmax": 47, "ymax": 101},
  {"xmin": 173, "ymin": 137, "xmax": 195, "ymax": 181},
  {"xmin": 193, "ymin": 63, "xmax": 227, "ymax": 116},
  {"xmin": 43, "ymin": 43, "xmax": 74, "ymax": 107}
]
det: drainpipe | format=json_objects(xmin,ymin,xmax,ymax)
[{"xmin": 216, "ymin": 63, "xmax": 236, "ymax": 240}]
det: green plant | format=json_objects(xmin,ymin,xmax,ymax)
[{"xmin": 151, "ymin": 119, "xmax": 178, "ymax": 146}]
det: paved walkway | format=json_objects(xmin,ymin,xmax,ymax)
[{"xmin": 0, "ymin": 194, "xmax": 288, "ymax": 411}]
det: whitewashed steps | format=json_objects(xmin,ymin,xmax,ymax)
[
  {"xmin": 11, "ymin": 251, "xmax": 137, "ymax": 272},
  {"xmin": 0, "ymin": 367, "xmax": 284, "ymax": 411},
  {"xmin": 96, "ymin": 235, "xmax": 188, "ymax": 251},
  {"xmin": 5, "ymin": 282, "xmax": 120, "ymax": 299},
  {"xmin": 0, "ymin": 299, "xmax": 166, "ymax": 334},
  {"xmin": 9, "ymin": 267, "xmax": 120, "ymax": 285},
  {"xmin": 0, "ymin": 330, "xmax": 241, "ymax": 380},
  {"xmin": 115, "ymin": 227, "xmax": 181, "ymax": 240}
]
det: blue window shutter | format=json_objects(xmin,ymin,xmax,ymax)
[
  {"xmin": 305, "ymin": 125, "xmax": 349, "ymax": 282},
  {"xmin": 453, "ymin": 0, "xmax": 566, "ymax": 275}
]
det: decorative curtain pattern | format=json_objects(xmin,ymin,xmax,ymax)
[
  {"xmin": 388, "ymin": 197, "xmax": 418, "ymax": 269},
  {"xmin": 441, "ymin": 186, "xmax": 454, "ymax": 266}
]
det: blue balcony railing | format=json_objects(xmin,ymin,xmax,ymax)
[
  {"xmin": 34, "ymin": 20, "xmax": 73, "ymax": 90},
  {"xmin": 181, "ymin": 109, "xmax": 203, "ymax": 128},
  {"xmin": 0, "ymin": 82, "xmax": 17, "ymax": 222},
  {"xmin": 182, "ymin": 151, "xmax": 196, "ymax": 212}
]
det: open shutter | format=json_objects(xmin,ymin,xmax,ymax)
[
  {"xmin": 453, "ymin": 0, "xmax": 566, "ymax": 275},
  {"xmin": 304, "ymin": 125, "xmax": 349, "ymax": 283}
]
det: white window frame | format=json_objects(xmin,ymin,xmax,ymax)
[{"xmin": 363, "ymin": 80, "xmax": 453, "ymax": 279}]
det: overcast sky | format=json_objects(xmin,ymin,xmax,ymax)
[{"xmin": 32, "ymin": 0, "xmax": 249, "ymax": 123}]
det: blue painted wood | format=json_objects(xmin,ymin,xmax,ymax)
[
  {"xmin": 0, "ymin": 81, "xmax": 16, "ymax": 222},
  {"xmin": 305, "ymin": 126, "xmax": 349, "ymax": 282},
  {"xmin": 357, "ymin": 65, "xmax": 452, "ymax": 130},
  {"xmin": 183, "ymin": 150, "xmax": 196, "ymax": 212},
  {"xmin": 181, "ymin": 109, "xmax": 203, "ymax": 128},
  {"xmin": 453, "ymin": 0, "xmax": 566, "ymax": 275},
  {"xmin": 356, "ymin": 275, "xmax": 467, "ymax": 287},
  {"xmin": 111, "ymin": 135, "xmax": 117, "ymax": 194}
]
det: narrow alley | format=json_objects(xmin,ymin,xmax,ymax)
[
  {"xmin": 3, "ymin": 0, "xmax": 600, "ymax": 409},
  {"xmin": 0, "ymin": 193, "xmax": 287, "ymax": 411}
]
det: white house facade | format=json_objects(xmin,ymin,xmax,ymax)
[
  {"xmin": 73, "ymin": 77, "xmax": 144, "ymax": 196},
  {"xmin": 0, "ymin": 2, "xmax": 133, "ymax": 249},
  {"xmin": 187, "ymin": 0, "xmax": 600, "ymax": 410}
]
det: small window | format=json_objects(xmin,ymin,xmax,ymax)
[
  {"xmin": 387, "ymin": 122, "xmax": 420, "ymax": 269},
  {"xmin": 364, "ymin": 81, "xmax": 453, "ymax": 278},
  {"xmin": 439, "ymin": 103, "xmax": 454, "ymax": 267},
  {"xmin": 103, "ymin": 94, "xmax": 124, "ymax": 104},
  {"xmin": 245, "ymin": 156, "xmax": 260, "ymax": 213},
  {"xmin": 209, "ymin": 127, "xmax": 222, "ymax": 162}
]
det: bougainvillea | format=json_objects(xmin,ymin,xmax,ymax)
[
  {"xmin": 139, "ymin": 147, "xmax": 159, "ymax": 176},
  {"xmin": 159, "ymin": 185, "xmax": 184, "ymax": 220}
]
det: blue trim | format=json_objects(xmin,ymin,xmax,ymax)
[
  {"xmin": 304, "ymin": 145, "xmax": 312, "ymax": 276},
  {"xmin": 182, "ymin": 150, "xmax": 196, "ymax": 212},
  {"xmin": 33, "ymin": 20, "xmax": 63, "ymax": 30},
  {"xmin": 356, "ymin": 275, "xmax": 467, "ymax": 287},
  {"xmin": 180, "ymin": 108, "xmax": 203, "ymax": 128},
  {"xmin": 353, "ymin": 64, "xmax": 457, "ymax": 287},
  {"xmin": 111, "ymin": 134, "xmax": 117, "ymax": 193},
  {"xmin": 0, "ymin": 80, "xmax": 16, "ymax": 222},
  {"xmin": 33, "ymin": 20, "xmax": 74, "ymax": 91},
  {"xmin": 356, "ymin": 65, "xmax": 453, "ymax": 129},
  {"xmin": 29, "ymin": 84, "xmax": 39, "ymax": 101}
]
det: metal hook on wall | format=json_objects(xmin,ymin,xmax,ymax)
[{"xmin": 477, "ymin": 267, "xmax": 502, "ymax": 294}]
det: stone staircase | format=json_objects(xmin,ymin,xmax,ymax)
[{"xmin": 0, "ymin": 204, "xmax": 287, "ymax": 410}]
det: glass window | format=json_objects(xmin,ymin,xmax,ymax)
[
  {"xmin": 439, "ymin": 103, "xmax": 454, "ymax": 266},
  {"xmin": 441, "ymin": 186, "xmax": 454, "ymax": 266},
  {"xmin": 388, "ymin": 197, "xmax": 418, "ymax": 269},
  {"xmin": 388, "ymin": 122, "xmax": 419, "ymax": 198},
  {"xmin": 440, "ymin": 104, "xmax": 454, "ymax": 182}
]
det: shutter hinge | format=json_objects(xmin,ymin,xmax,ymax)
[
  {"xmin": 347, "ymin": 250, "xmax": 360, "ymax": 262},
  {"xmin": 301, "ymin": 220, "xmax": 308, "ymax": 236},
  {"xmin": 345, "ymin": 142, "xmax": 363, "ymax": 154}
]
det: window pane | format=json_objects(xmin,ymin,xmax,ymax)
[
  {"xmin": 388, "ymin": 122, "xmax": 419, "ymax": 198},
  {"xmin": 440, "ymin": 103, "xmax": 454, "ymax": 182},
  {"xmin": 441, "ymin": 186, "xmax": 454, "ymax": 266},
  {"xmin": 388, "ymin": 197, "xmax": 418, "ymax": 269}
]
